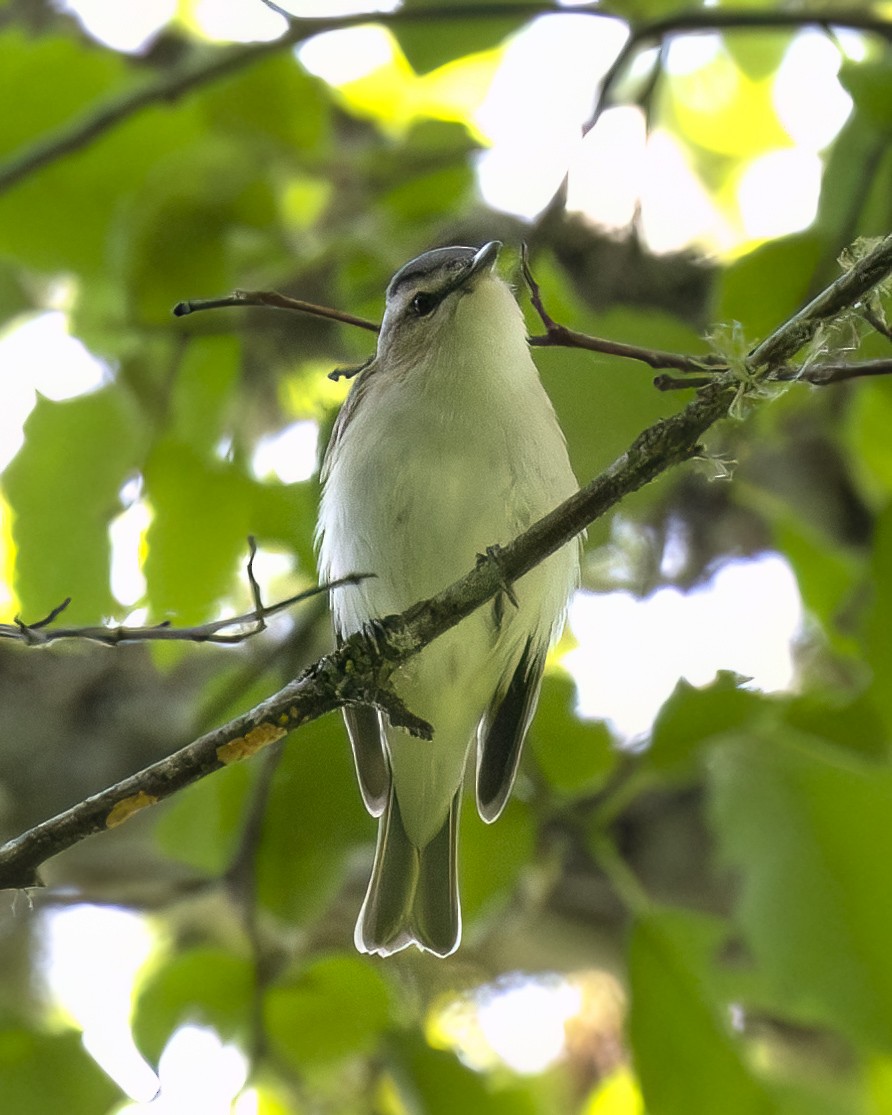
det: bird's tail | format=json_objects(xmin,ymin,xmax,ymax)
[{"xmin": 355, "ymin": 785, "xmax": 461, "ymax": 958}]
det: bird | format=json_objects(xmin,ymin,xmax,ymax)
[{"xmin": 316, "ymin": 241, "xmax": 579, "ymax": 957}]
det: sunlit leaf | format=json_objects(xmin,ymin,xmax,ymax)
[
  {"xmin": 143, "ymin": 438, "xmax": 252, "ymax": 622},
  {"xmin": 5, "ymin": 386, "xmax": 146, "ymax": 622}
]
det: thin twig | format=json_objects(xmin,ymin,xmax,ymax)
[
  {"xmin": 173, "ymin": 289, "xmax": 379, "ymax": 333},
  {"xmin": 3, "ymin": 573, "xmax": 369, "ymax": 647},
  {"xmin": 520, "ymin": 243, "xmax": 723, "ymax": 373}
]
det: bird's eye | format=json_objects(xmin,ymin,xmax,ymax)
[{"xmin": 411, "ymin": 291, "xmax": 438, "ymax": 317}]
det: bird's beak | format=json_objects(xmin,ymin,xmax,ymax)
[{"xmin": 470, "ymin": 240, "xmax": 501, "ymax": 276}]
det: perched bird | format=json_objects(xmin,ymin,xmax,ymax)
[{"xmin": 316, "ymin": 242, "xmax": 579, "ymax": 957}]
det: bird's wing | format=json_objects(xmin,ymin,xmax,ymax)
[
  {"xmin": 475, "ymin": 637, "xmax": 547, "ymax": 823},
  {"xmin": 343, "ymin": 704, "xmax": 390, "ymax": 817}
]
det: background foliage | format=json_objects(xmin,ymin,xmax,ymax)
[{"xmin": 1, "ymin": 1, "xmax": 892, "ymax": 1112}]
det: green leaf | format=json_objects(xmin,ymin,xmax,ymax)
[
  {"xmin": 847, "ymin": 379, "xmax": 892, "ymax": 503},
  {"xmin": 529, "ymin": 674, "xmax": 616, "ymax": 795},
  {"xmin": 255, "ymin": 713, "xmax": 370, "ymax": 926},
  {"xmin": 0, "ymin": 1027, "xmax": 121, "ymax": 1115},
  {"xmin": 390, "ymin": 1035, "xmax": 540, "ymax": 1115},
  {"xmin": 201, "ymin": 52, "xmax": 329, "ymax": 155},
  {"xmin": 264, "ymin": 955, "xmax": 390, "ymax": 1067},
  {"xmin": 864, "ymin": 504, "xmax": 892, "ymax": 733},
  {"xmin": 628, "ymin": 908, "xmax": 774, "ymax": 1115},
  {"xmin": 461, "ymin": 796, "xmax": 535, "ymax": 924},
  {"xmin": 120, "ymin": 139, "xmax": 277, "ymax": 323},
  {"xmin": 717, "ymin": 232, "xmax": 824, "ymax": 341},
  {"xmin": 648, "ymin": 673, "xmax": 764, "ymax": 777},
  {"xmin": 708, "ymin": 728, "xmax": 892, "ymax": 1048},
  {"xmin": 167, "ymin": 336, "xmax": 241, "ymax": 455},
  {"xmin": 133, "ymin": 947, "xmax": 254, "ymax": 1065},
  {"xmin": 394, "ymin": 1, "xmax": 520, "ymax": 73},
  {"xmin": 840, "ymin": 59, "xmax": 892, "ymax": 136},
  {"xmin": 0, "ymin": 31, "xmax": 202, "ymax": 276},
  {"xmin": 5, "ymin": 386, "xmax": 146, "ymax": 622},
  {"xmin": 154, "ymin": 758, "xmax": 256, "ymax": 876},
  {"xmin": 143, "ymin": 438, "xmax": 252, "ymax": 622}
]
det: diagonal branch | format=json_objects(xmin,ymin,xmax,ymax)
[{"xmin": 1, "ymin": 232, "xmax": 891, "ymax": 893}]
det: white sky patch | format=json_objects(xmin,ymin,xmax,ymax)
[
  {"xmin": 57, "ymin": 0, "xmax": 176, "ymax": 53},
  {"xmin": 193, "ymin": 0, "xmax": 287, "ymax": 43},
  {"xmin": 0, "ymin": 311, "xmax": 111, "ymax": 471},
  {"xmin": 474, "ymin": 14, "xmax": 628, "ymax": 220},
  {"xmin": 298, "ymin": 24, "xmax": 397, "ymax": 84},
  {"xmin": 109, "ymin": 484, "xmax": 150, "ymax": 608},
  {"xmin": 477, "ymin": 976, "xmax": 583, "ymax": 1075},
  {"xmin": 737, "ymin": 148, "xmax": 822, "ymax": 240},
  {"xmin": 663, "ymin": 31, "xmax": 724, "ymax": 77},
  {"xmin": 252, "ymin": 419, "xmax": 319, "ymax": 483},
  {"xmin": 279, "ymin": 0, "xmax": 398, "ymax": 16},
  {"xmin": 119, "ymin": 1025, "xmax": 250, "ymax": 1114},
  {"xmin": 566, "ymin": 107, "xmax": 646, "ymax": 229},
  {"xmin": 773, "ymin": 31, "xmax": 852, "ymax": 150},
  {"xmin": 641, "ymin": 129, "xmax": 734, "ymax": 254},
  {"xmin": 40, "ymin": 905, "xmax": 159, "ymax": 1101},
  {"xmin": 565, "ymin": 554, "xmax": 802, "ymax": 739}
]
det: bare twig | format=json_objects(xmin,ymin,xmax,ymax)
[
  {"xmin": 173, "ymin": 289, "xmax": 379, "ymax": 334},
  {"xmin": 520, "ymin": 243, "xmax": 724, "ymax": 373},
  {"xmin": 3, "ymin": 569, "xmax": 370, "ymax": 647},
  {"xmin": 3, "ymin": 232, "xmax": 892, "ymax": 891}
]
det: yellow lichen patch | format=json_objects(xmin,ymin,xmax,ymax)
[
  {"xmin": 106, "ymin": 790, "xmax": 158, "ymax": 828},
  {"xmin": 217, "ymin": 723, "xmax": 287, "ymax": 765}
]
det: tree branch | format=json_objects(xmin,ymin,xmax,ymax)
[{"xmin": 3, "ymin": 232, "xmax": 891, "ymax": 892}]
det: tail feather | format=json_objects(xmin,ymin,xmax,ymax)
[{"xmin": 355, "ymin": 786, "xmax": 461, "ymax": 958}]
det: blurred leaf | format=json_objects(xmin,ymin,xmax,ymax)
[
  {"xmin": 255, "ymin": 713, "xmax": 369, "ymax": 925},
  {"xmin": 864, "ymin": 503, "xmax": 892, "ymax": 733},
  {"xmin": 723, "ymin": 31, "xmax": 790, "ymax": 82},
  {"xmin": 133, "ymin": 947, "xmax": 254, "ymax": 1065},
  {"xmin": 5, "ymin": 386, "xmax": 146, "ymax": 622},
  {"xmin": 201, "ymin": 52, "xmax": 329, "ymax": 155},
  {"xmin": 708, "ymin": 728, "xmax": 892, "ymax": 1049},
  {"xmin": 264, "ymin": 955, "xmax": 390, "ymax": 1067},
  {"xmin": 530, "ymin": 674, "xmax": 616, "ymax": 795},
  {"xmin": 0, "ymin": 31, "xmax": 201, "ymax": 275},
  {"xmin": 167, "ymin": 336, "xmax": 241, "ymax": 455},
  {"xmin": 119, "ymin": 139, "xmax": 277, "ymax": 323},
  {"xmin": 395, "ymin": 3, "xmax": 520, "ymax": 74},
  {"xmin": 840, "ymin": 59, "xmax": 892, "ymax": 136},
  {"xmin": 143, "ymin": 438, "xmax": 252, "ymax": 622},
  {"xmin": 155, "ymin": 758, "xmax": 256, "ymax": 875},
  {"xmin": 391, "ymin": 1034, "xmax": 540, "ymax": 1114},
  {"xmin": 648, "ymin": 672, "xmax": 763, "ymax": 777},
  {"xmin": 847, "ymin": 379, "xmax": 892, "ymax": 504},
  {"xmin": 717, "ymin": 232, "xmax": 824, "ymax": 341},
  {"xmin": 771, "ymin": 511, "xmax": 860, "ymax": 653},
  {"xmin": 0, "ymin": 1027, "xmax": 121, "ymax": 1115},
  {"xmin": 461, "ymin": 795, "xmax": 535, "ymax": 924},
  {"xmin": 247, "ymin": 478, "xmax": 318, "ymax": 574},
  {"xmin": 628, "ymin": 907, "xmax": 774, "ymax": 1115}
]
